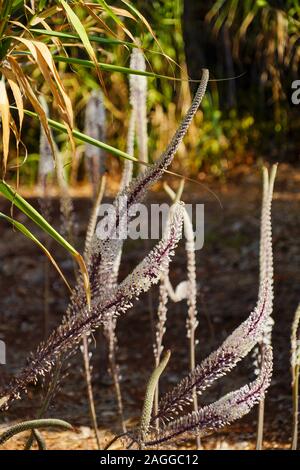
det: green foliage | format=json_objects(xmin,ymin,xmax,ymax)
[{"xmin": 1, "ymin": 0, "xmax": 299, "ymax": 183}]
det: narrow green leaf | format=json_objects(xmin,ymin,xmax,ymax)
[
  {"xmin": 13, "ymin": 51, "xmax": 183, "ymax": 81},
  {"xmin": 38, "ymin": 0, "xmax": 48, "ymax": 11},
  {"xmin": 0, "ymin": 180, "xmax": 90, "ymax": 302},
  {"xmin": 96, "ymin": 0, "xmax": 124, "ymax": 26},
  {"xmin": 54, "ymin": 55, "xmax": 171, "ymax": 79}
]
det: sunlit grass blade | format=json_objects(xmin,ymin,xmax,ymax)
[
  {"xmin": 59, "ymin": 0, "xmax": 105, "ymax": 89},
  {"xmin": 0, "ymin": 180, "xmax": 90, "ymax": 304},
  {"xmin": 6, "ymin": 72, "xmax": 24, "ymax": 133},
  {"xmin": 12, "ymin": 50, "xmax": 187, "ymax": 80},
  {"xmin": 0, "ymin": 211, "xmax": 72, "ymax": 292}
]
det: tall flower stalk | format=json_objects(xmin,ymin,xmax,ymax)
[
  {"xmin": 133, "ymin": 165, "xmax": 276, "ymax": 448},
  {"xmin": 145, "ymin": 346, "xmax": 273, "ymax": 447},
  {"xmin": 291, "ymin": 303, "xmax": 300, "ymax": 450}
]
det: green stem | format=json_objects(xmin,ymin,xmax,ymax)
[{"xmin": 292, "ymin": 365, "xmax": 299, "ymax": 450}]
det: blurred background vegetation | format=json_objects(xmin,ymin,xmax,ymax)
[{"xmin": 2, "ymin": 0, "xmax": 300, "ymax": 185}]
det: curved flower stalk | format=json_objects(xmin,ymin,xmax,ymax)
[
  {"xmin": 84, "ymin": 89, "xmax": 106, "ymax": 197},
  {"xmin": 255, "ymin": 164, "xmax": 277, "ymax": 450},
  {"xmin": 89, "ymin": 70, "xmax": 208, "ymax": 431},
  {"xmin": 152, "ymin": 181, "xmax": 190, "ymax": 429},
  {"xmin": 89, "ymin": 68, "xmax": 209, "ymax": 302},
  {"xmin": 0, "ymin": 418, "xmax": 72, "ymax": 448},
  {"xmin": 291, "ymin": 303, "xmax": 300, "ymax": 450},
  {"xmin": 92, "ymin": 67, "xmax": 209, "ymax": 335},
  {"xmin": 0, "ymin": 72, "xmax": 208, "ymax": 413},
  {"xmin": 120, "ymin": 47, "xmax": 148, "ymax": 187},
  {"xmin": 100, "ymin": 48, "xmax": 149, "ymax": 432},
  {"xmin": 165, "ymin": 278, "xmax": 189, "ymax": 302},
  {"xmin": 115, "ymin": 69, "xmax": 209, "ymax": 228},
  {"xmin": 152, "ymin": 166, "xmax": 275, "ymax": 428},
  {"xmin": 139, "ymin": 350, "xmax": 171, "ymax": 448},
  {"xmin": 144, "ymin": 345, "xmax": 273, "ymax": 447},
  {"xmin": 0, "ymin": 202, "xmax": 184, "ymax": 411}
]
